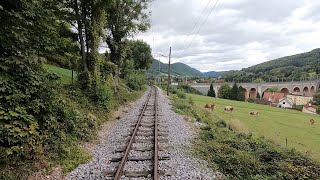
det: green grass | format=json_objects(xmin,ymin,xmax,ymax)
[
  {"xmin": 44, "ymin": 64, "xmax": 76, "ymax": 84},
  {"xmin": 187, "ymin": 93, "xmax": 320, "ymax": 162}
]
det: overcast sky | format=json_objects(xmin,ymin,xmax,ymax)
[{"xmin": 135, "ymin": 0, "xmax": 320, "ymax": 72}]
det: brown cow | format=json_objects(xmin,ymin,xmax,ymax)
[
  {"xmin": 310, "ymin": 119, "xmax": 315, "ymax": 125},
  {"xmin": 205, "ymin": 103, "xmax": 215, "ymax": 111},
  {"xmin": 224, "ymin": 106, "xmax": 234, "ymax": 112},
  {"xmin": 250, "ymin": 111, "xmax": 259, "ymax": 116}
]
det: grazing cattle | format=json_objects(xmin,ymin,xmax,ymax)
[
  {"xmin": 205, "ymin": 103, "xmax": 215, "ymax": 111},
  {"xmin": 224, "ymin": 106, "xmax": 234, "ymax": 112},
  {"xmin": 250, "ymin": 111, "xmax": 259, "ymax": 116},
  {"xmin": 310, "ymin": 119, "xmax": 315, "ymax": 125}
]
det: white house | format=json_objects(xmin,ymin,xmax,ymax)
[{"xmin": 277, "ymin": 98, "xmax": 294, "ymax": 108}]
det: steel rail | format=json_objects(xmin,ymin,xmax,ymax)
[
  {"xmin": 153, "ymin": 87, "xmax": 159, "ymax": 180},
  {"xmin": 114, "ymin": 87, "xmax": 153, "ymax": 180}
]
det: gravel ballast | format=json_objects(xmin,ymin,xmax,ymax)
[{"xmin": 66, "ymin": 87, "xmax": 223, "ymax": 180}]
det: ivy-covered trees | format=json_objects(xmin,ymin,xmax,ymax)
[
  {"xmin": 125, "ymin": 40, "xmax": 153, "ymax": 70},
  {"xmin": 0, "ymin": 0, "xmax": 152, "ymax": 168},
  {"xmin": 0, "ymin": 0, "xmax": 88, "ymax": 164},
  {"xmin": 104, "ymin": 0, "xmax": 150, "ymax": 69}
]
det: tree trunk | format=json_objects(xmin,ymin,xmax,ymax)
[{"xmin": 74, "ymin": 0, "xmax": 88, "ymax": 72}]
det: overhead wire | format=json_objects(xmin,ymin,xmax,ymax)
[
  {"xmin": 176, "ymin": 0, "xmax": 220, "ymax": 59},
  {"xmin": 182, "ymin": 0, "xmax": 213, "ymax": 44}
]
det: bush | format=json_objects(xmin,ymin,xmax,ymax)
[
  {"xmin": 179, "ymin": 84, "xmax": 202, "ymax": 95},
  {"xmin": 125, "ymin": 71, "xmax": 146, "ymax": 91},
  {"xmin": 0, "ymin": 58, "xmax": 97, "ymax": 168},
  {"xmin": 294, "ymin": 105, "xmax": 304, "ymax": 111},
  {"xmin": 247, "ymin": 97, "xmax": 256, "ymax": 103},
  {"xmin": 170, "ymin": 86, "xmax": 186, "ymax": 99}
]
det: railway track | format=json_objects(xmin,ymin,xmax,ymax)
[{"xmin": 106, "ymin": 86, "xmax": 170, "ymax": 179}]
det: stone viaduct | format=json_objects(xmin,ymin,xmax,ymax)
[{"xmin": 189, "ymin": 80, "xmax": 320, "ymax": 99}]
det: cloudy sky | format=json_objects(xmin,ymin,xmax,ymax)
[{"xmin": 135, "ymin": 0, "xmax": 320, "ymax": 72}]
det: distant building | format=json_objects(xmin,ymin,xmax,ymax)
[
  {"xmin": 171, "ymin": 82, "xmax": 179, "ymax": 86},
  {"xmin": 287, "ymin": 95, "xmax": 313, "ymax": 106},
  {"xmin": 302, "ymin": 103, "xmax": 317, "ymax": 114},
  {"xmin": 277, "ymin": 98, "xmax": 294, "ymax": 108},
  {"xmin": 262, "ymin": 92, "xmax": 285, "ymax": 105}
]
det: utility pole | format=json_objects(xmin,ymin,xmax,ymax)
[{"xmin": 167, "ymin": 46, "xmax": 171, "ymax": 96}]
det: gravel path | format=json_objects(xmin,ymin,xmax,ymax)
[{"xmin": 66, "ymin": 87, "xmax": 223, "ymax": 180}]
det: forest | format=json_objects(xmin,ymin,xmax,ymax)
[
  {"xmin": 0, "ymin": 0, "xmax": 153, "ymax": 178},
  {"xmin": 222, "ymin": 48, "xmax": 320, "ymax": 82}
]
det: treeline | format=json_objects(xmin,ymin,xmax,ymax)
[
  {"xmin": 0, "ymin": 0, "xmax": 152, "ymax": 177},
  {"xmin": 207, "ymin": 83, "xmax": 246, "ymax": 101},
  {"xmin": 222, "ymin": 48, "xmax": 320, "ymax": 82}
]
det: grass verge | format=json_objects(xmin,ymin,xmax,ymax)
[{"xmin": 187, "ymin": 94, "xmax": 320, "ymax": 161}]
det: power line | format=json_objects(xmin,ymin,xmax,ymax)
[
  {"xmin": 182, "ymin": 0, "xmax": 213, "ymax": 44},
  {"xmin": 178, "ymin": 0, "xmax": 219, "ymax": 58},
  {"xmin": 150, "ymin": 1, "xmax": 155, "ymax": 51}
]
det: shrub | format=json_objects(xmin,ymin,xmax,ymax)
[
  {"xmin": 179, "ymin": 84, "xmax": 202, "ymax": 95},
  {"xmin": 0, "ymin": 58, "xmax": 97, "ymax": 167},
  {"xmin": 247, "ymin": 97, "xmax": 256, "ymax": 103},
  {"xmin": 125, "ymin": 71, "xmax": 146, "ymax": 91}
]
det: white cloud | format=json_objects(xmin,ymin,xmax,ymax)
[{"xmin": 136, "ymin": 0, "xmax": 320, "ymax": 71}]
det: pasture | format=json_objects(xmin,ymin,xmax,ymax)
[
  {"xmin": 187, "ymin": 94, "xmax": 320, "ymax": 162},
  {"xmin": 44, "ymin": 64, "xmax": 76, "ymax": 84}
]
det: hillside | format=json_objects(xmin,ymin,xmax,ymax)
[
  {"xmin": 244, "ymin": 48, "xmax": 320, "ymax": 73},
  {"xmin": 222, "ymin": 48, "xmax": 320, "ymax": 82},
  {"xmin": 149, "ymin": 59, "xmax": 203, "ymax": 77},
  {"xmin": 203, "ymin": 71, "xmax": 225, "ymax": 77}
]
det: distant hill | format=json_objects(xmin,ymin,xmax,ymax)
[
  {"xmin": 149, "ymin": 59, "xmax": 203, "ymax": 77},
  {"xmin": 243, "ymin": 48, "xmax": 320, "ymax": 73},
  {"xmin": 222, "ymin": 48, "xmax": 320, "ymax": 82},
  {"xmin": 203, "ymin": 71, "xmax": 225, "ymax": 77}
]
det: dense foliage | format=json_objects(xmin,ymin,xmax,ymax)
[
  {"xmin": 178, "ymin": 84, "xmax": 203, "ymax": 95},
  {"xmin": 222, "ymin": 48, "xmax": 320, "ymax": 82},
  {"xmin": 0, "ymin": 0, "xmax": 151, "ymax": 177},
  {"xmin": 218, "ymin": 83, "xmax": 246, "ymax": 101}
]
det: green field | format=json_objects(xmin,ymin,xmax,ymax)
[
  {"xmin": 44, "ymin": 64, "xmax": 76, "ymax": 84},
  {"xmin": 187, "ymin": 94, "xmax": 320, "ymax": 161}
]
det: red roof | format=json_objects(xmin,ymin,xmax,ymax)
[{"xmin": 262, "ymin": 92, "xmax": 285, "ymax": 103}]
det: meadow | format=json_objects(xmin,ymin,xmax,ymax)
[
  {"xmin": 44, "ymin": 64, "xmax": 76, "ymax": 84},
  {"xmin": 187, "ymin": 94, "xmax": 320, "ymax": 161}
]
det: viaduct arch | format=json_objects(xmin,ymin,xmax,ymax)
[{"xmin": 189, "ymin": 80, "xmax": 320, "ymax": 99}]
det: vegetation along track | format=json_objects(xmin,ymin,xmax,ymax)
[{"xmin": 106, "ymin": 86, "xmax": 170, "ymax": 179}]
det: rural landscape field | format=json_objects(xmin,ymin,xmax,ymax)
[{"xmin": 188, "ymin": 94, "xmax": 320, "ymax": 161}]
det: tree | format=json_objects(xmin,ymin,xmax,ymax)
[
  {"xmin": 104, "ymin": 0, "xmax": 150, "ymax": 69},
  {"xmin": 219, "ymin": 84, "xmax": 232, "ymax": 99},
  {"xmin": 230, "ymin": 83, "xmax": 239, "ymax": 100},
  {"xmin": 125, "ymin": 40, "xmax": 153, "ymax": 70},
  {"xmin": 266, "ymin": 87, "xmax": 279, "ymax": 93},
  {"xmin": 0, "ymin": 0, "xmax": 79, "ymax": 163},
  {"xmin": 314, "ymin": 92, "xmax": 320, "ymax": 105},
  {"xmin": 256, "ymin": 92, "xmax": 261, "ymax": 99},
  {"xmin": 237, "ymin": 86, "xmax": 246, "ymax": 101},
  {"xmin": 207, "ymin": 84, "xmax": 216, "ymax": 97}
]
